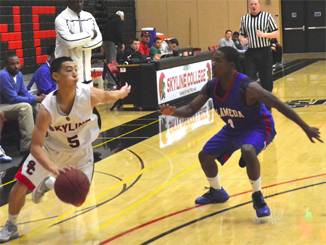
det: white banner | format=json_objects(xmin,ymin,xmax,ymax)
[
  {"xmin": 159, "ymin": 98, "xmax": 214, "ymax": 148},
  {"xmin": 156, "ymin": 60, "xmax": 212, "ymax": 104}
]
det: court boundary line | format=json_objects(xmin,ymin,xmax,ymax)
[
  {"xmin": 5, "ymin": 58, "xmax": 325, "ymax": 243},
  {"xmin": 11, "ymin": 125, "xmax": 222, "ymax": 244},
  {"xmin": 75, "ymin": 162, "xmax": 200, "ymax": 244},
  {"xmin": 100, "ymin": 172, "xmax": 326, "ymax": 244},
  {"xmin": 140, "ymin": 180, "xmax": 326, "ymax": 244},
  {"xmin": 1, "ymin": 58, "xmax": 321, "ymax": 189}
]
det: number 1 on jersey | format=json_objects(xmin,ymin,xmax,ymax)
[{"xmin": 228, "ymin": 119, "xmax": 235, "ymax": 128}]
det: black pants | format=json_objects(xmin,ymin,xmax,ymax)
[
  {"xmin": 272, "ymin": 45, "xmax": 283, "ymax": 64},
  {"xmin": 245, "ymin": 47, "xmax": 273, "ymax": 93}
]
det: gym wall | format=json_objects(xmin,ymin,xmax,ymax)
[{"xmin": 135, "ymin": 0, "xmax": 281, "ymax": 51}]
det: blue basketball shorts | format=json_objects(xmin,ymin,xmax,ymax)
[{"xmin": 203, "ymin": 124, "xmax": 276, "ymax": 165}]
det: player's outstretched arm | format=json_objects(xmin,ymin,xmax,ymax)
[
  {"xmin": 158, "ymin": 84, "xmax": 210, "ymax": 118},
  {"xmin": 90, "ymin": 83, "xmax": 131, "ymax": 107},
  {"xmin": 30, "ymin": 106, "xmax": 72, "ymax": 176},
  {"xmin": 246, "ymin": 82, "xmax": 323, "ymax": 143}
]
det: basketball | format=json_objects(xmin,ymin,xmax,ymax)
[{"xmin": 54, "ymin": 169, "xmax": 90, "ymax": 207}]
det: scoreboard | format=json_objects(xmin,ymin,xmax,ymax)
[{"xmin": 0, "ymin": 0, "xmax": 67, "ymax": 74}]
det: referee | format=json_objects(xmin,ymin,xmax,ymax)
[{"xmin": 239, "ymin": 0, "xmax": 279, "ymax": 110}]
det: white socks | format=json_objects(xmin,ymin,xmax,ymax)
[
  {"xmin": 207, "ymin": 173, "xmax": 221, "ymax": 190},
  {"xmin": 249, "ymin": 177, "xmax": 261, "ymax": 193},
  {"xmin": 44, "ymin": 176, "xmax": 56, "ymax": 190},
  {"xmin": 8, "ymin": 213, "xmax": 18, "ymax": 225}
]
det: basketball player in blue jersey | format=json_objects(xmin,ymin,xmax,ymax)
[
  {"xmin": 0, "ymin": 57, "xmax": 131, "ymax": 243},
  {"xmin": 159, "ymin": 47, "xmax": 323, "ymax": 218}
]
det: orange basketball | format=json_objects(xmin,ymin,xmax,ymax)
[{"xmin": 54, "ymin": 169, "xmax": 90, "ymax": 207}]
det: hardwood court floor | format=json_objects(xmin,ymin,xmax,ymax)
[{"xmin": 0, "ymin": 58, "xmax": 325, "ymax": 244}]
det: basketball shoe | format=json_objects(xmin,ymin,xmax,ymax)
[
  {"xmin": 32, "ymin": 176, "xmax": 51, "ymax": 204},
  {"xmin": 0, "ymin": 146, "xmax": 12, "ymax": 163},
  {"xmin": 252, "ymin": 191, "xmax": 271, "ymax": 217},
  {"xmin": 0, "ymin": 221, "xmax": 19, "ymax": 243},
  {"xmin": 195, "ymin": 187, "xmax": 229, "ymax": 204}
]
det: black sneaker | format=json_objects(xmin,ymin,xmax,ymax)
[
  {"xmin": 252, "ymin": 191, "xmax": 271, "ymax": 218},
  {"xmin": 195, "ymin": 187, "xmax": 229, "ymax": 204}
]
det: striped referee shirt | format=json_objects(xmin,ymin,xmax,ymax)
[{"xmin": 240, "ymin": 11, "xmax": 278, "ymax": 49}]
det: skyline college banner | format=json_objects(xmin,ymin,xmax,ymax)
[
  {"xmin": 156, "ymin": 60, "xmax": 212, "ymax": 104},
  {"xmin": 159, "ymin": 98, "xmax": 214, "ymax": 148}
]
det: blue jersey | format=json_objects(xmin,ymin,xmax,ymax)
[{"xmin": 207, "ymin": 72, "xmax": 274, "ymax": 134}]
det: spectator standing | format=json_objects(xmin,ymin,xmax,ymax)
[
  {"xmin": 139, "ymin": 31, "xmax": 151, "ymax": 56},
  {"xmin": 54, "ymin": 0, "xmax": 102, "ymax": 86},
  {"xmin": 102, "ymin": 10, "xmax": 125, "ymax": 90},
  {"xmin": 0, "ymin": 55, "xmax": 45, "ymax": 155},
  {"xmin": 239, "ymin": 0, "xmax": 279, "ymax": 110},
  {"xmin": 27, "ymin": 47, "xmax": 56, "ymax": 95},
  {"xmin": 160, "ymin": 38, "xmax": 179, "ymax": 55},
  {"xmin": 0, "ymin": 110, "xmax": 12, "ymax": 162}
]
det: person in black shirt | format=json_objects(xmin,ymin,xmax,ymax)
[
  {"xmin": 102, "ymin": 11, "xmax": 125, "ymax": 89},
  {"xmin": 120, "ymin": 38, "xmax": 149, "ymax": 64}
]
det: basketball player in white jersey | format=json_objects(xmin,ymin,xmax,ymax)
[{"xmin": 0, "ymin": 56, "xmax": 131, "ymax": 243}]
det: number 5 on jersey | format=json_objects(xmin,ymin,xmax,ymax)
[{"xmin": 67, "ymin": 135, "xmax": 80, "ymax": 148}]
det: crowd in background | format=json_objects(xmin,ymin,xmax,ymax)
[{"xmin": 0, "ymin": 0, "xmax": 283, "ymax": 164}]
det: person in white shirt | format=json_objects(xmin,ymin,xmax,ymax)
[
  {"xmin": 55, "ymin": 0, "xmax": 102, "ymax": 86},
  {"xmin": 219, "ymin": 30, "xmax": 246, "ymax": 55},
  {"xmin": 160, "ymin": 38, "xmax": 179, "ymax": 55}
]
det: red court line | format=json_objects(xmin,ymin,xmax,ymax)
[{"xmin": 100, "ymin": 173, "xmax": 326, "ymax": 244}]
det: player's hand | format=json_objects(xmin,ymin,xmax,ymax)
[
  {"xmin": 119, "ymin": 82, "xmax": 131, "ymax": 98},
  {"xmin": 158, "ymin": 104, "xmax": 176, "ymax": 116},
  {"xmin": 121, "ymin": 44, "xmax": 125, "ymax": 51},
  {"xmin": 304, "ymin": 126, "xmax": 324, "ymax": 143},
  {"xmin": 256, "ymin": 30, "xmax": 265, "ymax": 38},
  {"xmin": 49, "ymin": 165, "xmax": 74, "ymax": 177},
  {"xmin": 241, "ymin": 37, "xmax": 249, "ymax": 45},
  {"xmin": 92, "ymin": 29, "xmax": 97, "ymax": 39}
]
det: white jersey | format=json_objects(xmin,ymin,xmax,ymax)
[
  {"xmin": 42, "ymin": 83, "xmax": 100, "ymax": 154},
  {"xmin": 55, "ymin": 7, "xmax": 102, "ymax": 83}
]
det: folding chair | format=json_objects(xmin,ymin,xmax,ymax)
[{"xmin": 107, "ymin": 62, "xmax": 123, "ymax": 111}]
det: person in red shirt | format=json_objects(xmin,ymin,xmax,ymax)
[{"xmin": 139, "ymin": 31, "xmax": 151, "ymax": 55}]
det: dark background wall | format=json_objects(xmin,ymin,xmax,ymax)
[{"xmin": 0, "ymin": 0, "xmax": 136, "ymax": 74}]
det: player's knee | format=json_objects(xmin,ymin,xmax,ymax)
[
  {"xmin": 11, "ymin": 180, "xmax": 28, "ymax": 196},
  {"xmin": 198, "ymin": 150, "xmax": 213, "ymax": 164},
  {"xmin": 19, "ymin": 103, "xmax": 33, "ymax": 114},
  {"xmin": 241, "ymin": 144, "xmax": 256, "ymax": 159}
]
